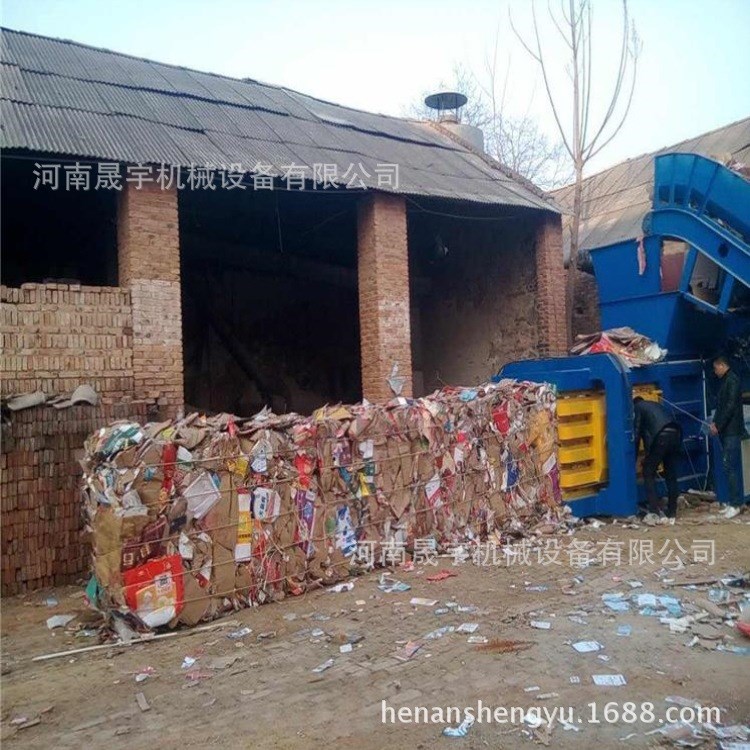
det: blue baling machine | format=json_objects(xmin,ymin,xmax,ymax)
[{"xmin": 498, "ymin": 153, "xmax": 750, "ymax": 517}]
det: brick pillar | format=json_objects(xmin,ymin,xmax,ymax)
[
  {"xmin": 534, "ymin": 212, "xmax": 568, "ymax": 356},
  {"xmin": 357, "ymin": 193, "xmax": 413, "ymax": 401},
  {"xmin": 118, "ymin": 181, "xmax": 183, "ymax": 418}
]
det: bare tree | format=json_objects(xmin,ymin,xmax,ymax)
[
  {"xmin": 408, "ymin": 63, "xmax": 572, "ymax": 190},
  {"xmin": 511, "ymin": 0, "xmax": 640, "ymax": 341}
]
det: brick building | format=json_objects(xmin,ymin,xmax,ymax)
[{"xmin": 0, "ymin": 28, "xmax": 566, "ymax": 593}]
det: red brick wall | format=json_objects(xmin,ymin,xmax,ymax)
[
  {"xmin": 0, "ymin": 283, "xmax": 144, "ymax": 594},
  {"xmin": 357, "ymin": 193, "xmax": 413, "ymax": 401},
  {"xmin": 535, "ymin": 213, "xmax": 569, "ymax": 355},
  {"xmin": 411, "ymin": 216, "xmax": 541, "ymax": 394},
  {"xmin": 572, "ymin": 269, "xmax": 601, "ymax": 338},
  {"xmin": 117, "ymin": 182, "xmax": 183, "ymax": 418}
]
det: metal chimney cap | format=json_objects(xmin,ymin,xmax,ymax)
[{"xmin": 424, "ymin": 91, "xmax": 467, "ymax": 111}]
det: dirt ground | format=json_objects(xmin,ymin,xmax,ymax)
[{"xmin": 2, "ymin": 506, "xmax": 749, "ymax": 750}]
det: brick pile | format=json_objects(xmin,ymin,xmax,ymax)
[
  {"xmin": 1, "ymin": 401, "xmax": 147, "ymax": 594},
  {"xmin": 1, "ymin": 282, "xmax": 145, "ymax": 594},
  {"xmin": 1, "ymin": 284, "xmax": 134, "ymax": 401}
]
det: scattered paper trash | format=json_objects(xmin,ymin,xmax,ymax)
[
  {"xmin": 617, "ymin": 624, "xmax": 632, "ymax": 637},
  {"xmin": 467, "ymin": 636, "xmax": 488, "ymax": 645},
  {"xmin": 410, "ymin": 597, "xmax": 438, "ymax": 607},
  {"xmin": 530, "ymin": 620, "xmax": 552, "ymax": 630},
  {"xmin": 523, "ymin": 712, "xmax": 545, "ymax": 729},
  {"xmin": 394, "ymin": 640, "xmax": 424, "ymax": 661},
  {"xmin": 46, "ymin": 614, "xmax": 75, "ymax": 629},
  {"xmin": 339, "ymin": 643, "xmax": 353, "ymax": 654},
  {"xmin": 378, "ymin": 575, "xmax": 411, "ymax": 593},
  {"xmin": 569, "ymin": 676, "xmax": 580, "ymax": 684},
  {"xmin": 573, "ymin": 640, "xmax": 603, "ymax": 653},
  {"xmin": 559, "ymin": 718, "xmax": 580, "ymax": 732},
  {"xmin": 424, "ymin": 626, "xmax": 455, "ymax": 640},
  {"xmin": 227, "ymin": 627, "xmax": 252, "ymax": 640},
  {"xmin": 592, "ymin": 674, "xmax": 627, "ymax": 686},
  {"xmin": 457, "ymin": 623, "xmax": 479, "ymax": 633},
  {"xmin": 329, "ymin": 582, "xmax": 354, "ymax": 593},
  {"xmin": 524, "ymin": 686, "xmax": 541, "ymax": 692},
  {"xmin": 134, "ymin": 666, "xmax": 156, "ymax": 683},
  {"xmin": 207, "ymin": 654, "xmax": 241, "ymax": 670},
  {"xmin": 311, "ymin": 658, "xmax": 335, "ymax": 673},
  {"xmin": 181, "ymin": 656, "xmax": 197, "ymax": 669},
  {"xmin": 442, "ymin": 716, "xmax": 475, "ymax": 738},
  {"xmin": 426, "ymin": 570, "xmax": 458, "ymax": 582}
]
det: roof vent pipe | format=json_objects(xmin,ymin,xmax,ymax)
[{"xmin": 424, "ymin": 91, "xmax": 484, "ymax": 153}]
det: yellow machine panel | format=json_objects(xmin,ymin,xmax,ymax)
[{"xmin": 556, "ymin": 391, "xmax": 607, "ymax": 499}]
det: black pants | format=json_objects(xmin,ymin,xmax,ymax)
[{"xmin": 642, "ymin": 428, "xmax": 681, "ymax": 516}]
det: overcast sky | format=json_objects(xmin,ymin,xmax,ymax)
[{"xmin": 4, "ymin": 0, "xmax": 749, "ymax": 177}]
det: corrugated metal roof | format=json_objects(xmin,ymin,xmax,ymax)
[
  {"xmin": 0, "ymin": 27, "xmax": 556, "ymax": 211},
  {"xmin": 552, "ymin": 117, "xmax": 750, "ymax": 256}
]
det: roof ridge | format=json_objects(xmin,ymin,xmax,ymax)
[{"xmin": 0, "ymin": 26, "xmax": 439, "ymax": 130}]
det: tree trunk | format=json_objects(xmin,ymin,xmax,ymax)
[{"xmin": 566, "ymin": 160, "xmax": 584, "ymax": 346}]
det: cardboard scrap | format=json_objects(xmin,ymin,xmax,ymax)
[{"xmin": 81, "ymin": 381, "xmax": 564, "ymax": 630}]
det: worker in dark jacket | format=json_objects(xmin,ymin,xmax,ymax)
[
  {"xmin": 710, "ymin": 355, "xmax": 745, "ymax": 513},
  {"xmin": 633, "ymin": 397, "xmax": 682, "ymax": 518}
]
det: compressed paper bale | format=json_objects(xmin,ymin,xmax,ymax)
[
  {"xmin": 204, "ymin": 473, "xmax": 237, "ymax": 552},
  {"xmin": 92, "ymin": 510, "xmax": 123, "ymax": 589},
  {"xmin": 211, "ymin": 543, "xmax": 236, "ymax": 600},
  {"xmin": 81, "ymin": 380, "xmax": 563, "ymax": 630},
  {"xmin": 178, "ymin": 573, "xmax": 213, "ymax": 626}
]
